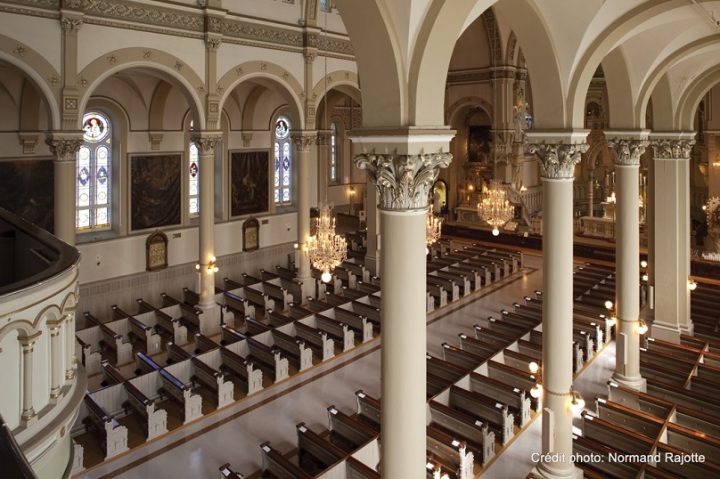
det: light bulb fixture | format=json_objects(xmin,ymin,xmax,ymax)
[
  {"xmin": 530, "ymin": 383, "xmax": 543, "ymax": 399},
  {"xmin": 207, "ymin": 258, "xmax": 219, "ymax": 273},
  {"xmin": 307, "ymin": 203, "xmax": 348, "ymax": 283},
  {"xmin": 604, "ymin": 300, "xmax": 614, "ymax": 310},
  {"xmin": 426, "ymin": 208, "xmax": 442, "ymax": 248},
  {"xmin": 293, "ymin": 243, "xmax": 299, "ymax": 249},
  {"xmin": 642, "ymin": 274, "xmax": 648, "ymax": 282},
  {"xmin": 608, "ymin": 316, "xmax": 617, "ymax": 326},
  {"xmin": 195, "ymin": 264, "xmax": 200, "ymax": 271},
  {"xmin": 570, "ymin": 389, "xmax": 585, "ymax": 415},
  {"xmin": 478, "ymin": 180, "xmax": 514, "ymax": 235},
  {"xmin": 637, "ymin": 319, "xmax": 648, "ymax": 335},
  {"xmin": 528, "ymin": 361, "xmax": 539, "ymax": 374},
  {"xmin": 640, "ymin": 260, "xmax": 648, "ymax": 268},
  {"xmin": 688, "ymin": 279, "xmax": 698, "ymax": 291}
]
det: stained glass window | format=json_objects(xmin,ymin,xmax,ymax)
[
  {"xmin": 77, "ymin": 112, "xmax": 112, "ymax": 231},
  {"xmin": 189, "ymin": 143, "xmax": 199, "ymax": 216},
  {"xmin": 320, "ymin": 0, "xmax": 332, "ymax": 12},
  {"xmin": 274, "ymin": 116, "xmax": 292, "ymax": 205},
  {"xmin": 329, "ymin": 122, "xmax": 337, "ymax": 182}
]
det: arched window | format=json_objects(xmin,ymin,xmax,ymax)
[
  {"xmin": 329, "ymin": 122, "xmax": 338, "ymax": 182},
  {"xmin": 188, "ymin": 120, "xmax": 199, "ymax": 217},
  {"xmin": 274, "ymin": 115, "xmax": 292, "ymax": 205},
  {"xmin": 320, "ymin": 0, "xmax": 332, "ymax": 12},
  {"xmin": 77, "ymin": 111, "xmax": 112, "ymax": 231}
]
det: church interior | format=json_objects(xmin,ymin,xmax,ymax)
[{"xmin": 2, "ymin": 0, "xmax": 720, "ymax": 478}]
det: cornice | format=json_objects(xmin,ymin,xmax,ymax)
[{"xmin": 0, "ymin": 0, "xmax": 354, "ymax": 57}]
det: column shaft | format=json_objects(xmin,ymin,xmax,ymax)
[
  {"xmin": 50, "ymin": 324, "xmax": 63, "ymax": 399},
  {"xmin": 21, "ymin": 339, "xmax": 36, "ymax": 422},
  {"xmin": 199, "ymin": 148, "xmax": 215, "ymax": 308},
  {"xmin": 364, "ymin": 182, "xmax": 380, "ymax": 276},
  {"xmin": 65, "ymin": 312, "xmax": 76, "ymax": 380},
  {"xmin": 613, "ymin": 164, "xmax": 644, "ymax": 388},
  {"xmin": 380, "ymin": 208, "xmax": 427, "ymax": 479},
  {"xmin": 540, "ymin": 177, "xmax": 575, "ymax": 478},
  {"xmin": 47, "ymin": 134, "xmax": 83, "ymax": 245},
  {"xmin": 297, "ymin": 147, "xmax": 311, "ymax": 281}
]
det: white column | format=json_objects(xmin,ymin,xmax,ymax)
[
  {"xmin": 192, "ymin": 132, "xmax": 223, "ymax": 310},
  {"xmin": 20, "ymin": 334, "xmax": 39, "ymax": 423},
  {"xmin": 364, "ymin": 180, "xmax": 381, "ymax": 276},
  {"xmin": 46, "ymin": 133, "xmax": 84, "ymax": 245},
  {"xmin": 650, "ymin": 136, "xmax": 695, "ymax": 343},
  {"xmin": 293, "ymin": 132, "xmax": 315, "ymax": 299},
  {"xmin": 65, "ymin": 311, "xmax": 76, "ymax": 380},
  {"xmin": 354, "ymin": 134, "xmax": 452, "ymax": 479},
  {"xmin": 607, "ymin": 134, "xmax": 648, "ymax": 391},
  {"xmin": 528, "ymin": 134, "xmax": 587, "ymax": 479},
  {"xmin": 49, "ymin": 321, "xmax": 64, "ymax": 399}
]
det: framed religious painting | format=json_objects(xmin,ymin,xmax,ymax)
[
  {"xmin": 130, "ymin": 153, "xmax": 182, "ymax": 231},
  {"xmin": 146, "ymin": 231, "xmax": 168, "ymax": 271},
  {"xmin": 243, "ymin": 218, "xmax": 260, "ymax": 252},
  {"xmin": 230, "ymin": 150, "xmax": 269, "ymax": 217}
]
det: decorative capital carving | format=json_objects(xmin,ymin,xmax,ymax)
[
  {"xmin": 291, "ymin": 132, "xmax": 316, "ymax": 151},
  {"xmin": 191, "ymin": 131, "xmax": 223, "ymax": 154},
  {"xmin": 355, "ymin": 152, "xmax": 452, "ymax": 210},
  {"xmin": 46, "ymin": 132, "xmax": 84, "ymax": 162},
  {"xmin": 60, "ymin": 17, "xmax": 83, "ymax": 32},
  {"xmin": 148, "ymin": 132, "xmax": 163, "ymax": 150},
  {"xmin": 526, "ymin": 141, "xmax": 588, "ymax": 179},
  {"xmin": 241, "ymin": 132, "xmax": 253, "ymax": 148},
  {"xmin": 607, "ymin": 138, "xmax": 647, "ymax": 166},
  {"xmin": 651, "ymin": 139, "xmax": 695, "ymax": 160},
  {"xmin": 18, "ymin": 133, "xmax": 39, "ymax": 155},
  {"xmin": 205, "ymin": 34, "xmax": 222, "ymax": 50}
]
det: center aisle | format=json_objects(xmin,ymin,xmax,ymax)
[{"xmin": 82, "ymin": 253, "xmax": 567, "ymax": 479}]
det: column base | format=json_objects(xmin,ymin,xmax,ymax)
[
  {"xmin": 650, "ymin": 320, "xmax": 693, "ymax": 344},
  {"xmin": 50, "ymin": 387, "xmax": 63, "ymax": 400},
  {"xmin": 198, "ymin": 304, "xmax": 221, "ymax": 336},
  {"xmin": 298, "ymin": 277, "xmax": 315, "ymax": 303},
  {"xmin": 65, "ymin": 368, "xmax": 75, "ymax": 380},
  {"xmin": 531, "ymin": 463, "xmax": 584, "ymax": 479},
  {"xmin": 611, "ymin": 372, "xmax": 647, "ymax": 392},
  {"xmin": 365, "ymin": 253, "xmax": 380, "ymax": 277},
  {"xmin": 21, "ymin": 408, "xmax": 37, "ymax": 425}
]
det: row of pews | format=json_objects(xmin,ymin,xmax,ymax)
[
  {"xmin": 690, "ymin": 280, "xmax": 720, "ymax": 340},
  {"xmin": 222, "ymin": 261, "xmax": 609, "ymax": 478}
]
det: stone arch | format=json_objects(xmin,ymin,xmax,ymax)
[
  {"xmin": 33, "ymin": 304, "xmax": 62, "ymax": 330},
  {"xmin": 636, "ymin": 35, "xmax": 720, "ymax": 129},
  {"xmin": 566, "ymin": 0, "xmax": 696, "ymax": 129},
  {"xmin": 0, "ymin": 33, "xmax": 61, "ymax": 129},
  {"xmin": 60, "ymin": 291, "xmax": 78, "ymax": 315},
  {"xmin": 677, "ymin": 65, "xmax": 720, "ymax": 131},
  {"xmin": 649, "ymin": 75, "xmax": 676, "ymax": 131},
  {"xmin": 601, "ymin": 49, "xmax": 634, "ymax": 129},
  {"xmin": 506, "ymin": 32, "xmax": 518, "ymax": 65},
  {"xmin": 148, "ymin": 80, "xmax": 173, "ymax": 131},
  {"xmin": 0, "ymin": 320, "xmax": 37, "ymax": 343},
  {"xmin": 481, "ymin": 8, "xmax": 503, "ymax": 66},
  {"xmin": 410, "ymin": 0, "xmax": 565, "ymax": 128},
  {"xmin": 446, "ymin": 96, "xmax": 494, "ymax": 126},
  {"xmin": 19, "ymin": 79, "xmax": 42, "ymax": 131},
  {"xmin": 310, "ymin": 71, "xmax": 361, "ymax": 130},
  {"xmin": 77, "ymin": 47, "xmax": 206, "ymax": 130},
  {"xmin": 216, "ymin": 61, "xmax": 305, "ymax": 130}
]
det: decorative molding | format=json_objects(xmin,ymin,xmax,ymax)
[
  {"xmin": 46, "ymin": 132, "xmax": 84, "ymax": 162},
  {"xmin": 607, "ymin": 138, "xmax": 648, "ymax": 166},
  {"xmin": 355, "ymin": 152, "xmax": 453, "ymax": 210},
  {"xmin": 80, "ymin": 0, "xmax": 204, "ymax": 33},
  {"xmin": 526, "ymin": 141, "xmax": 588, "ymax": 179},
  {"xmin": 223, "ymin": 17, "xmax": 303, "ymax": 47},
  {"xmin": 205, "ymin": 34, "xmax": 222, "ymax": 50},
  {"xmin": 291, "ymin": 132, "xmax": 316, "ymax": 151},
  {"xmin": 18, "ymin": 132, "xmax": 39, "ymax": 155},
  {"xmin": 191, "ymin": 131, "xmax": 223, "ymax": 154},
  {"xmin": 651, "ymin": 139, "xmax": 695, "ymax": 160},
  {"xmin": 148, "ymin": 131, "xmax": 163, "ymax": 150},
  {"xmin": 241, "ymin": 132, "xmax": 253, "ymax": 148},
  {"xmin": 60, "ymin": 17, "xmax": 82, "ymax": 32}
]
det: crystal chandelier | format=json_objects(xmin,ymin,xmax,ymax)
[
  {"xmin": 477, "ymin": 180, "xmax": 514, "ymax": 236},
  {"xmin": 426, "ymin": 208, "xmax": 442, "ymax": 254},
  {"xmin": 307, "ymin": 203, "xmax": 348, "ymax": 283}
]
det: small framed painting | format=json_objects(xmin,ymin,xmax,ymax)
[
  {"xmin": 243, "ymin": 218, "xmax": 260, "ymax": 252},
  {"xmin": 146, "ymin": 231, "xmax": 168, "ymax": 271}
]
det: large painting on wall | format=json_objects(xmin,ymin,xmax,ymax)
[
  {"xmin": 131, "ymin": 153, "xmax": 181, "ymax": 231},
  {"xmin": 467, "ymin": 125, "xmax": 491, "ymax": 163},
  {"xmin": 230, "ymin": 150, "xmax": 269, "ymax": 217},
  {"xmin": 0, "ymin": 159, "xmax": 53, "ymax": 232}
]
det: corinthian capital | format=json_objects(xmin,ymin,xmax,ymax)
[
  {"xmin": 291, "ymin": 132, "xmax": 316, "ymax": 152},
  {"xmin": 607, "ymin": 138, "xmax": 648, "ymax": 166},
  {"xmin": 46, "ymin": 132, "xmax": 84, "ymax": 162},
  {"xmin": 191, "ymin": 131, "xmax": 223, "ymax": 155},
  {"xmin": 355, "ymin": 152, "xmax": 452, "ymax": 210},
  {"xmin": 651, "ymin": 139, "xmax": 695, "ymax": 160},
  {"xmin": 526, "ymin": 141, "xmax": 588, "ymax": 179}
]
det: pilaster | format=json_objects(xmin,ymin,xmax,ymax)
[
  {"xmin": 292, "ymin": 131, "xmax": 317, "ymax": 300},
  {"xmin": 46, "ymin": 131, "xmax": 84, "ymax": 244}
]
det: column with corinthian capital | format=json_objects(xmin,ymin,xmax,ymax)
[
  {"xmin": 650, "ymin": 134, "xmax": 695, "ymax": 343},
  {"xmin": 527, "ymin": 132, "xmax": 587, "ymax": 479},
  {"xmin": 607, "ymin": 132, "xmax": 648, "ymax": 391},
  {"xmin": 46, "ymin": 133, "xmax": 84, "ymax": 245},
  {"xmin": 293, "ymin": 132, "xmax": 316, "ymax": 301},
  {"xmin": 191, "ymin": 132, "xmax": 223, "ymax": 330},
  {"xmin": 353, "ymin": 130, "xmax": 453, "ymax": 479}
]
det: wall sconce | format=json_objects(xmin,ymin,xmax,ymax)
[
  {"xmin": 688, "ymin": 279, "xmax": 698, "ymax": 291},
  {"xmin": 348, "ymin": 186, "xmax": 356, "ymax": 215},
  {"xmin": 642, "ymin": 274, "xmax": 649, "ymax": 282},
  {"xmin": 637, "ymin": 319, "xmax": 648, "ymax": 335},
  {"xmin": 640, "ymin": 260, "xmax": 648, "ymax": 268},
  {"xmin": 530, "ymin": 383, "xmax": 543, "ymax": 399},
  {"xmin": 208, "ymin": 256, "xmax": 219, "ymax": 273},
  {"xmin": 604, "ymin": 300, "xmax": 614, "ymax": 310},
  {"xmin": 570, "ymin": 389, "xmax": 586, "ymax": 415},
  {"xmin": 528, "ymin": 361, "xmax": 539, "ymax": 374}
]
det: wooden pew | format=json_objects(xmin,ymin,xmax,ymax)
[
  {"xmin": 271, "ymin": 329, "xmax": 313, "ymax": 371},
  {"xmin": 429, "ymin": 400, "xmax": 495, "ymax": 465},
  {"xmin": 161, "ymin": 293, "xmax": 202, "ymax": 335},
  {"xmin": 75, "ymin": 334, "xmax": 102, "ymax": 375},
  {"xmin": 441, "ymin": 342, "xmax": 486, "ymax": 371},
  {"xmin": 334, "ymin": 307, "xmax": 373, "ymax": 343},
  {"xmin": 426, "ymin": 425, "xmax": 475, "ymax": 479},
  {"xmin": 218, "ymin": 463, "xmax": 244, "ymax": 479},
  {"xmin": 219, "ymin": 346, "xmax": 263, "ymax": 395},
  {"xmin": 355, "ymin": 390, "xmax": 381, "ymax": 432},
  {"xmin": 83, "ymin": 394, "xmax": 128, "ymax": 459},
  {"xmin": 469, "ymin": 371, "xmax": 533, "ymax": 425},
  {"xmin": 113, "ymin": 305, "xmax": 161, "ymax": 355},
  {"xmin": 84, "ymin": 312, "xmax": 133, "ymax": 365},
  {"xmin": 260, "ymin": 442, "xmax": 312, "ymax": 479},
  {"xmin": 327, "ymin": 405, "xmax": 378, "ymax": 453},
  {"xmin": 136, "ymin": 299, "xmax": 188, "ymax": 346},
  {"xmin": 246, "ymin": 337, "xmax": 290, "ymax": 383},
  {"xmin": 121, "ymin": 377, "xmax": 168, "ymax": 440},
  {"xmin": 314, "ymin": 314, "xmax": 355, "ymax": 351},
  {"xmin": 157, "ymin": 362, "xmax": 203, "ymax": 424},
  {"xmin": 294, "ymin": 322, "xmax": 335, "ymax": 361},
  {"xmin": 222, "ymin": 290, "xmax": 257, "ymax": 322},
  {"xmin": 581, "ymin": 412, "xmax": 655, "ymax": 454},
  {"xmin": 346, "ymin": 456, "xmax": 380, "ymax": 479},
  {"xmin": 448, "ymin": 385, "xmax": 514, "ymax": 445},
  {"xmin": 296, "ymin": 422, "xmax": 347, "ymax": 474}
]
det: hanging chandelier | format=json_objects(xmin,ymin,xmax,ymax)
[
  {"xmin": 426, "ymin": 208, "xmax": 442, "ymax": 254},
  {"xmin": 477, "ymin": 180, "xmax": 514, "ymax": 236},
  {"xmin": 307, "ymin": 203, "xmax": 348, "ymax": 283}
]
